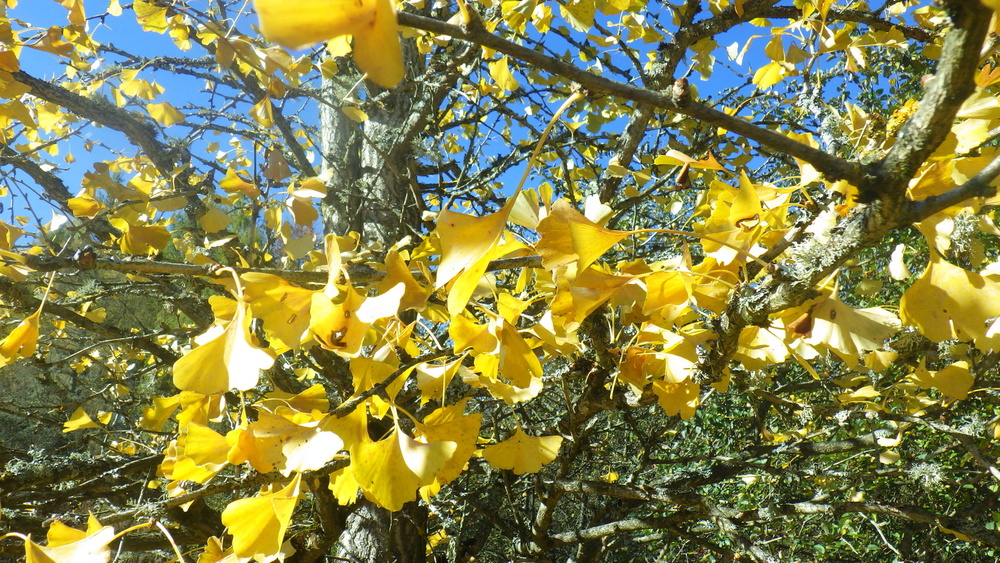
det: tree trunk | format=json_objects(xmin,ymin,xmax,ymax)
[
  {"xmin": 317, "ymin": 42, "xmax": 430, "ymax": 562},
  {"xmin": 316, "ymin": 23, "xmax": 482, "ymax": 558},
  {"xmin": 333, "ymin": 501, "xmax": 429, "ymax": 563},
  {"xmin": 319, "ymin": 44, "xmax": 423, "ymax": 247}
]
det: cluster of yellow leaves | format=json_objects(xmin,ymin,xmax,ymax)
[{"xmin": 40, "ymin": 150, "xmax": 991, "ymax": 561}]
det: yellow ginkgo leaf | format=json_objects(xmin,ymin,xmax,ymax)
[
  {"xmin": 145, "ymin": 101, "xmax": 185, "ymax": 126},
  {"xmin": 242, "ymin": 272, "xmax": 314, "ymax": 352},
  {"xmin": 227, "ymin": 411, "xmax": 343, "ymax": 476},
  {"xmin": 310, "ymin": 283, "xmax": 404, "ymax": 356},
  {"xmin": 435, "ymin": 195, "xmax": 518, "ymax": 289},
  {"xmin": 837, "ymin": 385, "xmax": 881, "ymax": 404},
  {"xmin": 446, "ymin": 237, "xmax": 524, "ymax": 317},
  {"xmin": 488, "ymin": 56, "xmax": 520, "ymax": 91},
  {"xmin": 550, "ymin": 266, "xmax": 633, "ymax": 332},
  {"xmin": 806, "ymin": 289, "xmax": 900, "ymax": 368},
  {"xmin": 473, "ymin": 320, "xmax": 545, "ymax": 405},
  {"xmin": 160, "ymin": 421, "xmax": 230, "ymax": 485},
  {"xmin": 254, "ymin": 0, "xmax": 369, "ymax": 48},
  {"xmin": 351, "ymin": 426, "xmax": 457, "ymax": 511},
  {"xmin": 67, "ymin": 196, "xmax": 103, "ymax": 218},
  {"xmin": 911, "ymin": 360, "xmax": 974, "ymax": 400},
  {"xmin": 415, "ymin": 355, "xmax": 467, "ymax": 404},
  {"xmin": 482, "ymin": 427, "xmax": 562, "ymax": 475},
  {"xmin": 449, "ymin": 312, "xmax": 499, "ymax": 356},
  {"xmin": 62, "ymin": 406, "xmax": 100, "ymax": 433},
  {"xmin": 889, "ymin": 244, "xmax": 910, "ymax": 280},
  {"xmin": 535, "ymin": 199, "xmax": 633, "ymax": 273},
  {"xmin": 219, "ymin": 168, "xmax": 260, "ymax": 198},
  {"xmin": 254, "ymin": 0, "xmax": 403, "ymax": 87},
  {"xmin": 379, "ymin": 249, "xmax": 430, "ymax": 312},
  {"xmin": 340, "ymin": 105, "xmax": 368, "ymax": 123},
  {"xmin": 350, "ymin": 353, "xmax": 407, "ymax": 415},
  {"xmin": 641, "ymin": 269, "xmax": 692, "ymax": 326},
  {"xmin": 753, "ymin": 60, "xmax": 785, "ymax": 90},
  {"xmin": 199, "ymin": 207, "xmax": 230, "ymax": 234},
  {"xmin": 735, "ymin": 325, "xmax": 790, "ymax": 371},
  {"xmin": 730, "ymin": 171, "xmax": 763, "ymax": 227},
  {"xmin": 139, "ymin": 394, "xmax": 182, "ymax": 431},
  {"xmin": 416, "ymin": 399, "xmax": 481, "ymax": 490},
  {"xmin": 900, "ymin": 252, "xmax": 1000, "ymax": 347},
  {"xmin": 109, "ymin": 218, "xmax": 171, "ymax": 255},
  {"xmin": 351, "ymin": 0, "xmax": 403, "ymax": 88},
  {"xmin": 0, "ymin": 310, "xmax": 40, "ymax": 365},
  {"xmin": 173, "ymin": 299, "xmax": 275, "ymax": 395},
  {"xmin": 250, "ymin": 96, "xmax": 273, "ymax": 127},
  {"xmin": 653, "ymin": 149, "xmax": 726, "ymax": 171},
  {"xmin": 26, "ymin": 514, "xmax": 115, "ymax": 563},
  {"xmin": 328, "ymin": 464, "xmax": 361, "ymax": 505},
  {"xmin": 258, "ymin": 384, "xmax": 331, "ymax": 417},
  {"xmin": 652, "ymin": 379, "xmax": 699, "ymax": 420},
  {"xmin": 221, "ymin": 473, "xmax": 301, "ymax": 561}
]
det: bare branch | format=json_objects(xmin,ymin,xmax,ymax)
[{"xmin": 397, "ymin": 11, "xmax": 866, "ymax": 187}]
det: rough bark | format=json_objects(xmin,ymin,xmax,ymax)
[
  {"xmin": 319, "ymin": 42, "xmax": 423, "ymax": 247},
  {"xmin": 333, "ymin": 502, "xmax": 429, "ymax": 563}
]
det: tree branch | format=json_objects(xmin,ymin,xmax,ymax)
[
  {"xmin": 902, "ymin": 153, "xmax": 1000, "ymax": 222},
  {"xmin": 0, "ymin": 276, "xmax": 178, "ymax": 364},
  {"xmin": 396, "ymin": 11, "xmax": 866, "ymax": 187},
  {"xmin": 12, "ymin": 70, "xmax": 181, "ymax": 180},
  {"xmin": 736, "ymin": 501, "xmax": 1000, "ymax": 548},
  {"xmin": 19, "ymin": 252, "xmax": 544, "ymax": 285},
  {"xmin": 870, "ymin": 1, "xmax": 991, "ymax": 202}
]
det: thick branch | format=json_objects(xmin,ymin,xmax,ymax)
[
  {"xmin": 0, "ymin": 141, "xmax": 121, "ymax": 238},
  {"xmin": 12, "ymin": 70, "xmax": 180, "ymax": 179},
  {"xmin": 902, "ymin": 153, "xmax": 1000, "ymax": 221},
  {"xmin": 546, "ymin": 516, "xmax": 688, "ymax": 547},
  {"xmin": 20, "ymin": 253, "xmax": 544, "ymax": 285},
  {"xmin": 736, "ymin": 501, "xmax": 1000, "ymax": 548},
  {"xmin": 871, "ymin": 2, "xmax": 991, "ymax": 201},
  {"xmin": 763, "ymin": 6, "xmax": 935, "ymax": 42}
]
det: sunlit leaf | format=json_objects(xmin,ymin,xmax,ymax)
[
  {"xmin": 488, "ymin": 56, "xmax": 520, "ymax": 91},
  {"xmin": 900, "ymin": 253, "xmax": 1000, "ymax": 347},
  {"xmin": 652, "ymin": 379, "xmax": 699, "ymax": 420},
  {"xmin": 228, "ymin": 411, "xmax": 343, "ymax": 476},
  {"xmin": 351, "ymin": 426, "xmax": 457, "ymax": 511},
  {"xmin": 62, "ymin": 406, "xmax": 100, "ymax": 433},
  {"xmin": 415, "ymin": 399, "xmax": 481, "ymax": 489},
  {"xmin": 254, "ymin": 0, "xmax": 403, "ymax": 87},
  {"xmin": 911, "ymin": 360, "xmax": 974, "ymax": 400},
  {"xmin": 220, "ymin": 168, "xmax": 260, "ymax": 198},
  {"xmin": 242, "ymin": 272, "xmax": 314, "ymax": 352},
  {"xmin": 805, "ymin": 287, "xmax": 900, "ymax": 368},
  {"xmin": 482, "ymin": 427, "xmax": 563, "ymax": 475},
  {"xmin": 67, "ymin": 196, "xmax": 103, "ymax": 218},
  {"xmin": 536, "ymin": 199, "xmax": 632, "ymax": 273},
  {"xmin": 221, "ymin": 473, "xmax": 301, "ymax": 561},
  {"xmin": 146, "ymin": 101, "xmax": 185, "ymax": 126},
  {"xmin": 173, "ymin": 299, "xmax": 275, "ymax": 395},
  {"xmin": 25, "ymin": 515, "xmax": 115, "ymax": 563},
  {"xmin": 0, "ymin": 310, "xmax": 40, "ymax": 365}
]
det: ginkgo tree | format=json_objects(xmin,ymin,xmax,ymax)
[{"xmin": 1, "ymin": 0, "xmax": 1000, "ymax": 561}]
